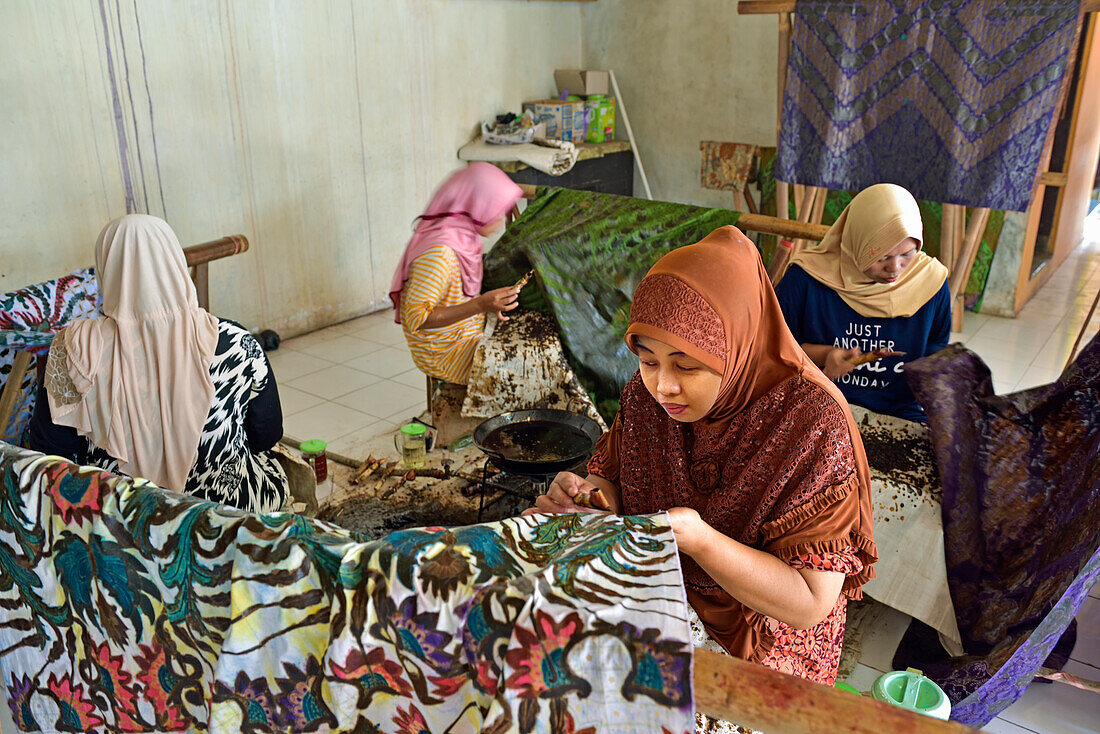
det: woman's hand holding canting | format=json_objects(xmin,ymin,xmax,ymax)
[
  {"xmin": 523, "ymin": 471, "xmax": 610, "ymax": 516},
  {"xmin": 823, "ymin": 347, "xmax": 860, "ymax": 380},
  {"xmin": 478, "ymin": 286, "xmax": 520, "ymax": 321}
]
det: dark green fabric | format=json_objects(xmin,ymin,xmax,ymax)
[{"xmin": 483, "ymin": 187, "xmax": 741, "ymax": 412}]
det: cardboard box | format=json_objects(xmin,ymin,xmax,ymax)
[
  {"xmin": 554, "ymin": 69, "xmax": 610, "ymax": 97},
  {"xmin": 522, "ymin": 99, "xmax": 589, "ymax": 143}
]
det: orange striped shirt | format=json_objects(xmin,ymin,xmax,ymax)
[{"xmin": 400, "ymin": 245, "xmax": 486, "ymax": 384}]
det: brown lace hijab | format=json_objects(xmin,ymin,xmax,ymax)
[{"xmin": 589, "ymin": 226, "xmax": 877, "ymax": 662}]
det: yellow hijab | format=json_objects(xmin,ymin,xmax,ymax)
[{"xmin": 788, "ymin": 184, "xmax": 948, "ymax": 318}]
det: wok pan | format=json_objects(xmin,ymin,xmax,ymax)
[{"xmin": 473, "ymin": 409, "xmax": 603, "ymax": 478}]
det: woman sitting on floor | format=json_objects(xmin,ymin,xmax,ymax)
[
  {"xmin": 774, "ymin": 183, "xmax": 951, "ymax": 422},
  {"xmin": 389, "ymin": 162, "xmax": 524, "ymax": 385},
  {"xmin": 528, "ymin": 226, "xmax": 877, "ymax": 687},
  {"xmin": 27, "ymin": 214, "xmax": 288, "ymax": 513}
]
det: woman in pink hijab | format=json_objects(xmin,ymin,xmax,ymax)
[{"xmin": 390, "ymin": 162, "xmax": 524, "ymax": 385}]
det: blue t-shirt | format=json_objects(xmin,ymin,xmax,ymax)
[{"xmin": 775, "ymin": 265, "xmax": 951, "ymax": 422}]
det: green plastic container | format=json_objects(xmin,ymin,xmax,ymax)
[
  {"xmin": 871, "ymin": 668, "xmax": 951, "ymax": 720},
  {"xmin": 584, "ymin": 94, "xmax": 616, "ymax": 143}
]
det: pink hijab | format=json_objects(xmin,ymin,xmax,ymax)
[
  {"xmin": 47, "ymin": 215, "xmax": 220, "ymax": 492},
  {"xmin": 389, "ymin": 162, "xmax": 522, "ymax": 323}
]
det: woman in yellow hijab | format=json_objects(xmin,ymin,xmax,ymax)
[{"xmin": 775, "ymin": 184, "xmax": 950, "ymax": 422}]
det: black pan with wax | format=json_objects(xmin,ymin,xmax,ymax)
[{"xmin": 474, "ymin": 409, "xmax": 602, "ymax": 477}]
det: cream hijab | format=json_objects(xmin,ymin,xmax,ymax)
[
  {"xmin": 47, "ymin": 215, "xmax": 220, "ymax": 491},
  {"xmin": 788, "ymin": 183, "xmax": 948, "ymax": 318}
]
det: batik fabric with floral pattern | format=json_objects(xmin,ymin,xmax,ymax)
[{"xmin": 0, "ymin": 443, "xmax": 694, "ymax": 733}]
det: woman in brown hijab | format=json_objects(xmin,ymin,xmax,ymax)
[{"xmin": 529, "ymin": 226, "xmax": 877, "ymax": 686}]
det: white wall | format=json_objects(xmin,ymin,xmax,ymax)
[
  {"xmin": 0, "ymin": 0, "xmax": 581, "ymax": 336},
  {"xmin": 581, "ymin": 0, "xmax": 779, "ymax": 207}
]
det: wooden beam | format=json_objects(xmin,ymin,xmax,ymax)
[
  {"xmin": 795, "ymin": 184, "xmax": 816, "ymax": 223},
  {"xmin": 180, "ymin": 235, "xmax": 249, "ymax": 311},
  {"xmin": 738, "ymin": 0, "xmax": 797, "ymax": 13},
  {"xmin": 1037, "ymin": 171, "xmax": 1069, "ymax": 187},
  {"xmin": 183, "ymin": 234, "xmax": 249, "ymax": 268},
  {"xmin": 693, "ymin": 649, "xmax": 979, "ymax": 733},
  {"xmin": 191, "ymin": 263, "xmax": 210, "ymax": 311},
  {"xmin": 949, "ymin": 207, "xmax": 992, "ymax": 330},
  {"xmin": 742, "ymin": 182, "xmax": 759, "ymax": 214},
  {"xmin": 775, "ymin": 10, "xmax": 793, "ymax": 222},
  {"xmin": 949, "ymin": 208, "xmax": 993, "ymax": 301},
  {"xmin": 810, "ymin": 185, "xmax": 827, "ymax": 224},
  {"xmin": 0, "ymin": 350, "xmax": 34, "ymax": 438},
  {"xmin": 940, "ymin": 205, "xmax": 958, "ymax": 271},
  {"xmin": 732, "ymin": 189, "xmax": 750, "ymax": 213},
  {"xmin": 1064, "ymin": 285, "xmax": 1100, "ymax": 374},
  {"xmin": 776, "ymin": 179, "xmax": 791, "ymax": 222}
]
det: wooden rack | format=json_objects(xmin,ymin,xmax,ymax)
[
  {"xmin": 736, "ymin": 0, "xmax": 1100, "ymax": 327},
  {"xmin": 184, "ymin": 234, "xmax": 250, "ymax": 311}
]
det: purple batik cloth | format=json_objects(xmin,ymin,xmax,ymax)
[
  {"xmin": 893, "ymin": 335, "xmax": 1100, "ymax": 727},
  {"xmin": 776, "ymin": 0, "xmax": 1081, "ymax": 211}
]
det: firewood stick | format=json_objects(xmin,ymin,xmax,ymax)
[
  {"xmin": 372, "ymin": 462, "xmax": 399, "ymax": 493},
  {"xmin": 353, "ymin": 461, "xmax": 382, "ymax": 485},
  {"xmin": 353, "ymin": 455, "xmax": 380, "ymax": 483},
  {"xmin": 411, "ymin": 468, "xmax": 449, "ymax": 479},
  {"xmin": 353, "ymin": 455, "xmax": 373, "ymax": 478},
  {"xmin": 383, "ymin": 470, "xmax": 417, "ymax": 500}
]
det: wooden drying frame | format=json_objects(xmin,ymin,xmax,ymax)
[
  {"xmin": 737, "ymin": 0, "xmax": 1098, "ymax": 325},
  {"xmin": 694, "ymin": 649, "xmax": 979, "ymax": 733},
  {"xmin": 0, "ymin": 235, "xmax": 251, "ymax": 438},
  {"xmin": 185, "ymin": 234, "xmax": 251, "ymax": 311}
]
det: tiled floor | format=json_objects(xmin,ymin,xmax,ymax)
[
  {"xmin": 272, "ymin": 312, "xmax": 428, "ymax": 463},
  {"xmin": 270, "ymin": 229, "xmax": 1100, "ymax": 732}
]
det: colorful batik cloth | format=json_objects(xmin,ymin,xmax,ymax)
[
  {"xmin": 0, "ymin": 442, "xmax": 695, "ymax": 733},
  {"xmin": 699, "ymin": 142, "xmax": 758, "ymax": 192},
  {"xmin": 0, "ymin": 268, "xmax": 101, "ymax": 444}
]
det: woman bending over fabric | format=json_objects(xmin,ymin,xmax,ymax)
[
  {"xmin": 528, "ymin": 226, "xmax": 877, "ymax": 687},
  {"xmin": 27, "ymin": 215, "xmax": 288, "ymax": 513},
  {"xmin": 774, "ymin": 183, "xmax": 950, "ymax": 423},
  {"xmin": 390, "ymin": 162, "xmax": 525, "ymax": 385}
]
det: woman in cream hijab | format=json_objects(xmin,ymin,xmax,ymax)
[
  {"xmin": 775, "ymin": 184, "xmax": 950, "ymax": 422},
  {"xmin": 27, "ymin": 214, "xmax": 288, "ymax": 512}
]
